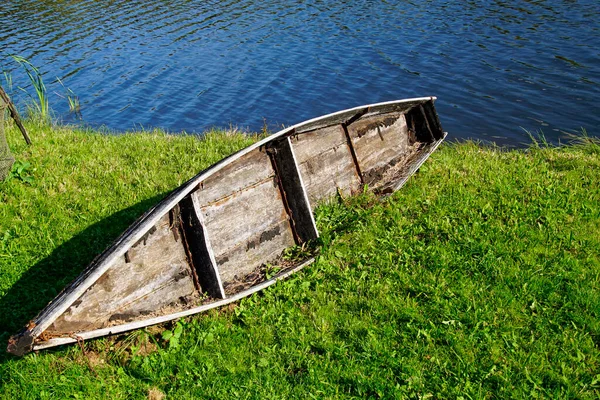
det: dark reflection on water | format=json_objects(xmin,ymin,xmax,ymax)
[{"xmin": 1, "ymin": 0, "xmax": 598, "ymax": 145}]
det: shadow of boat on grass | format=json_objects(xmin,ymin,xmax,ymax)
[{"xmin": 0, "ymin": 194, "xmax": 167, "ymax": 362}]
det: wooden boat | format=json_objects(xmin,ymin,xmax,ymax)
[{"xmin": 8, "ymin": 97, "xmax": 446, "ymax": 355}]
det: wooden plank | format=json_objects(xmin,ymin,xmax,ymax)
[
  {"xmin": 46, "ymin": 214, "xmax": 196, "ymax": 334},
  {"xmin": 192, "ymin": 148, "xmax": 296, "ymax": 287},
  {"xmin": 420, "ymin": 101, "xmax": 445, "ymax": 140},
  {"xmin": 219, "ymin": 220, "xmax": 297, "ymax": 289},
  {"xmin": 291, "ymin": 125, "xmax": 361, "ymax": 207},
  {"xmin": 197, "ymin": 177, "xmax": 295, "ymax": 284},
  {"xmin": 179, "ymin": 195, "xmax": 226, "ymax": 299},
  {"xmin": 346, "ymin": 112, "xmax": 413, "ymax": 186},
  {"xmin": 295, "ymin": 108, "xmax": 366, "ymax": 134},
  {"xmin": 195, "ymin": 149, "xmax": 274, "ymax": 205},
  {"xmin": 198, "ymin": 177, "xmax": 288, "ymax": 250},
  {"xmin": 360, "ymin": 98, "xmax": 430, "ymax": 119},
  {"xmin": 292, "ymin": 97, "xmax": 435, "ymax": 134},
  {"xmin": 267, "ymin": 137, "xmax": 319, "ymax": 242},
  {"xmin": 405, "ymin": 101, "xmax": 445, "ymax": 143},
  {"xmin": 291, "ymin": 125, "xmax": 349, "ymax": 161}
]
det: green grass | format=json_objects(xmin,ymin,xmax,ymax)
[{"xmin": 0, "ymin": 121, "xmax": 599, "ymax": 399}]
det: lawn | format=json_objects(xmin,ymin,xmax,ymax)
[{"xmin": 1, "ymin": 121, "xmax": 599, "ymax": 399}]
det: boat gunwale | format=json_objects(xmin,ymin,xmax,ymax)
[{"xmin": 20, "ymin": 96, "xmax": 439, "ymax": 346}]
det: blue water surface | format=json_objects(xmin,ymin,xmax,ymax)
[{"xmin": 1, "ymin": 0, "xmax": 599, "ymax": 145}]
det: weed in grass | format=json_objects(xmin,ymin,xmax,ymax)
[
  {"xmin": 4, "ymin": 159, "xmax": 34, "ymax": 184},
  {"xmin": 263, "ymin": 264, "xmax": 282, "ymax": 280},
  {"xmin": 281, "ymin": 242, "xmax": 317, "ymax": 262},
  {"xmin": 161, "ymin": 322, "xmax": 184, "ymax": 349}
]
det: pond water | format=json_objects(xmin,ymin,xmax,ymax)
[{"xmin": 1, "ymin": 0, "xmax": 598, "ymax": 146}]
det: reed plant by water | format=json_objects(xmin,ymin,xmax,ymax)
[
  {"xmin": 2, "ymin": 55, "xmax": 82, "ymax": 125},
  {"xmin": 8, "ymin": 55, "xmax": 49, "ymax": 121},
  {"xmin": 56, "ymin": 77, "xmax": 81, "ymax": 116}
]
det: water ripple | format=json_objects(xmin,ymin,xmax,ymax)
[{"xmin": 0, "ymin": 0, "xmax": 598, "ymax": 145}]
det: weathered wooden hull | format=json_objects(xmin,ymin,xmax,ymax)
[{"xmin": 8, "ymin": 97, "xmax": 446, "ymax": 355}]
